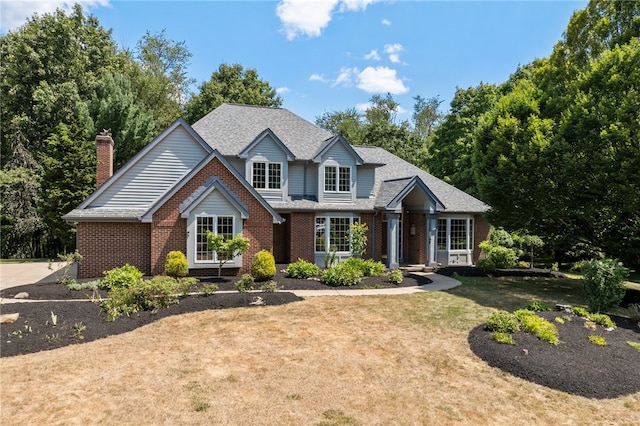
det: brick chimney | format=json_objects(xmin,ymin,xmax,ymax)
[{"xmin": 96, "ymin": 131, "xmax": 114, "ymax": 188}]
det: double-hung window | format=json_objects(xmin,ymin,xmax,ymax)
[
  {"xmin": 324, "ymin": 166, "xmax": 350, "ymax": 192},
  {"xmin": 252, "ymin": 162, "xmax": 281, "ymax": 189},
  {"xmin": 195, "ymin": 216, "xmax": 235, "ymax": 263}
]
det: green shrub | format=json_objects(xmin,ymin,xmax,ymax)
[
  {"xmin": 492, "ymin": 332, "xmax": 515, "ymax": 345},
  {"xmin": 388, "ymin": 269, "xmax": 403, "ymax": 284},
  {"xmin": 201, "ymin": 283, "xmax": 219, "ymax": 296},
  {"xmin": 348, "ymin": 222, "xmax": 368, "ymax": 258},
  {"xmin": 251, "ymin": 249, "xmax": 276, "ymax": 281},
  {"xmin": 488, "ymin": 245, "xmax": 518, "ymax": 269},
  {"xmin": 518, "ymin": 312, "xmax": 559, "ymax": 345},
  {"xmin": 570, "ymin": 260, "xmax": 587, "ymax": 272},
  {"xmin": 586, "ymin": 312, "xmax": 616, "ymax": 329},
  {"xmin": 259, "ymin": 280, "xmax": 280, "ymax": 292},
  {"xmin": 343, "ymin": 257, "xmax": 385, "ymax": 277},
  {"xmin": 582, "ymin": 258, "xmax": 629, "ymax": 313},
  {"xmin": 525, "ymin": 300, "xmax": 551, "ymax": 312},
  {"xmin": 627, "ymin": 341, "xmax": 640, "ymax": 352},
  {"xmin": 66, "ymin": 279, "xmax": 101, "ymax": 291},
  {"xmin": 164, "ymin": 251, "xmax": 188, "ymax": 278},
  {"xmin": 588, "ymin": 335, "xmax": 607, "ymax": 346},
  {"xmin": 486, "ymin": 310, "xmax": 520, "ymax": 333},
  {"xmin": 513, "ymin": 309, "xmax": 537, "ymax": 322},
  {"xmin": 321, "ymin": 262, "xmax": 363, "ymax": 286},
  {"xmin": 102, "ymin": 276, "xmax": 196, "ymax": 320},
  {"xmin": 285, "ymin": 259, "xmax": 321, "ymax": 279},
  {"xmin": 101, "ymin": 264, "xmax": 144, "ymax": 289},
  {"xmin": 476, "ymin": 258, "xmax": 496, "ymax": 273},
  {"xmin": 234, "ymin": 274, "xmax": 254, "ymax": 292},
  {"xmin": 518, "ymin": 260, "xmax": 531, "ymax": 269},
  {"xmin": 571, "ymin": 306, "xmax": 590, "ymax": 317}
]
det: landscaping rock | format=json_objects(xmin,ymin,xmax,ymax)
[
  {"xmin": 13, "ymin": 292, "xmax": 29, "ymax": 299},
  {"xmin": 0, "ymin": 313, "xmax": 20, "ymax": 323}
]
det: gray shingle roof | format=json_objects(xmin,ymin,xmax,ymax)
[
  {"xmin": 192, "ymin": 104, "xmax": 333, "ymax": 159},
  {"xmin": 63, "ymin": 208, "xmax": 148, "ymax": 221},
  {"xmin": 354, "ymin": 146, "xmax": 489, "ymax": 213}
]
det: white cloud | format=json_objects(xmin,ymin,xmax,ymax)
[
  {"xmin": 276, "ymin": 86, "xmax": 290, "ymax": 94},
  {"xmin": 276, "ymin": 0, "xmax": 379, "ymax": 40},
  {"xmin": 339, "ymin": 0, "xmax": 378, "ymax": 12},
  {"xmin": 0, "ymin": 0, "xmax": 110, "ymax": 33},
  {"xmin": 309, "ymin": 73, "xmax": 328, "ymax": 83},
  {"xmin": 381, "ymin": 19, "xmax": 391, "ymax": 26},
  {"xmin": 333, "ymin": 67, "xmax": 358, "ymax": 88},
  {"xmin": 356, "ymin": 66, "xmax": 408, "ymax": 94},
  {"xmin": 384, "ymin": 43, "xmax": 404, "ymax": 64},
  {"xmin": 364, "ymin": 49, "xmax": 380, "ymax": 61}
]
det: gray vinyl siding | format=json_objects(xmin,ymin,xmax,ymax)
[
  {"xmin": 357, "ymin": 167, "xmax": 375, "ymax": 199},
  {"xmin": 226, "ymin": 158, "xmax": 245, "ymax": 177},
  {"xmin": 306, "ymin": 163, "xmax": 318, "ymax": 197},
  {"xmin": 186, "ymin": 190, "xmax": 242, "ymax": 269},
  {"xmin": 245, "ymin": 135, "xmax": 288, "ymax": 202},
  {"xmin": 289, "ymin": 163, "xmax": 305, "ymax": 196},
  {"xmin": 90, "ymin": 126, "xmax": 207, "ymax": 208},
  {"xmin": 319, "ymin": 143, "xmax": 356, "ymax": 204}
]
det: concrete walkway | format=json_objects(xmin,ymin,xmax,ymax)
[{"xmin": 0, "ymin": 262, "xmax": 460, "ymax": 304}]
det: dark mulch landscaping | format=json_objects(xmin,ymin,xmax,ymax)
[
  {"xmin": 0, "ymin": 267, "xmax": 430, "ymax": 358},
  {"xmin": 435, "ymin": 265, "xmax": 567, "ymax": 279},
  {"xmin": 469, "ymin": 310, "xmax": 640, "ymax": 399}
]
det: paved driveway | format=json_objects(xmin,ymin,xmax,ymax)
[{"xmin": 0, "ymin": 262, "xmax": 76, "ymax": 290}]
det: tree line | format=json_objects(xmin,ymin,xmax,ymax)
[
  {"xmin": 0, "ymin": 5, "xmax": 281, "ymax": 258},
  {"xmin": 2, "ymin": 0, "xmax": 638, "ymax": 271}
]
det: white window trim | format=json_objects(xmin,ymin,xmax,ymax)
[
  {"xmin": 194, "ymin": 214, "xmax": 237, "ymax": 265},
  {"xmin": 314, "ymin": 214, "xmax": 360, "ymax": 254},
  {"xmin": 251, "ymin": 161, "xmax": 282, "ymax": 191},
  {"xmin": 436, "ymin": 216, "xmax": 474, "ymax": 253},
  {"xmin": 323, "ymin": 165, "xmax": 352, "ymax": 193}
]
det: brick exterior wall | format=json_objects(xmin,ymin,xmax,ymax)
[
  {"xmin": 95, "ymin": 135, "xmax": 113, "ymax": 188},
  {"xmin": 149, "ymin": 156, "xmax": 274, "ymax": 276},
  {"xmin": 76, "ymin": 222, "xmax": 151, "ymax": 279},
  {"xmin": 473, "ymin": 214, "xmax": 491, "ymax": 263},
  {"xmin": 288, "ymin": 212, "xmax": 315, "ymax": 263}
]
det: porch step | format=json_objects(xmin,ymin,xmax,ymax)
[{"xmin": 400, "ymin": 265, "xmax": 434, "ymax": 273}]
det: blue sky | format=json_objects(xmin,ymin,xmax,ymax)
[{"xmin": 1, "ymin": 0, "xmax": 588, "ymax": 123}]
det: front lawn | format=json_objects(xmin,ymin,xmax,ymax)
[{"xmin": 1, "ymin": 275, "xmax": 639, "ymax": 425}]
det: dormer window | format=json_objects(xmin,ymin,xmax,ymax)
[
  {"xmin": 324, "ymin": 166, "xmax": 351, "ymax": 192},
  {"xmin": 252, "ymin": 162, "xmax": 281, "ymax": 190}
]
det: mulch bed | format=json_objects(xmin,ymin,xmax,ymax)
[
  {"xmin": 468, "ymin": 310, "xmax": 640, "ymax": 399},
  {"xmin": 0, "ymin": 267, "xmax": 430, "ymax": 358},
  {"xmin": 3, "ymin": 265, "xmax": 640, "ymax": 400}
]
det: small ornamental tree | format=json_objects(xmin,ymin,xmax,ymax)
[
  {"xmin": 348, "ymin": 222, "xmax": 368, "ymax": 258},
  {"xmin": 206, "ymin": 232, "xmax": 250, "ymax": 277}
]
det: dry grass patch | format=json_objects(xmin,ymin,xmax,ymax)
[{"xmin": 1, "ymin": 289, "xmax": 640, "ymax": 425}]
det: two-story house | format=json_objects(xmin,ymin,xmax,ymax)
[{"xmin": 64, "ymin": 104, "xmax": 490, "ymax": 279}]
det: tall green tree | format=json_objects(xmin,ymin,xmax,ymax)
[
  {"xmin": 0, "ymin": 124, "xmax": 43, "ymax": 258},
  {"xmin": 90, "ymin": 72, "xmax": 161, "ymax": 169},
  {"xmin": 472, "ymin": 80, "xmax": 556, "ymax": 235},
  {"xmin": 315, "ymin": 108, "xmax": 364, "ymax": 145},
  {"xmin": 427, "ymin": 83, "xmax": 501, "ymax": 194},
  {"xmin": 412, "ymin": 95, "xmax": 444, "ymax": 140},
  {"xmin": 134, "ymin": 29, "xmax": 193, "ymax": 126},
  {"xmin": 0, "ymin": 4, "xmax": 118, "ymax": 163},
  {"xmin": 184, "ymin": 63, "xmax": 282, "ymax": 123},
  {"xmin": 39, "ymin": 124, "xmax": 96, "ymax": 251}
]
